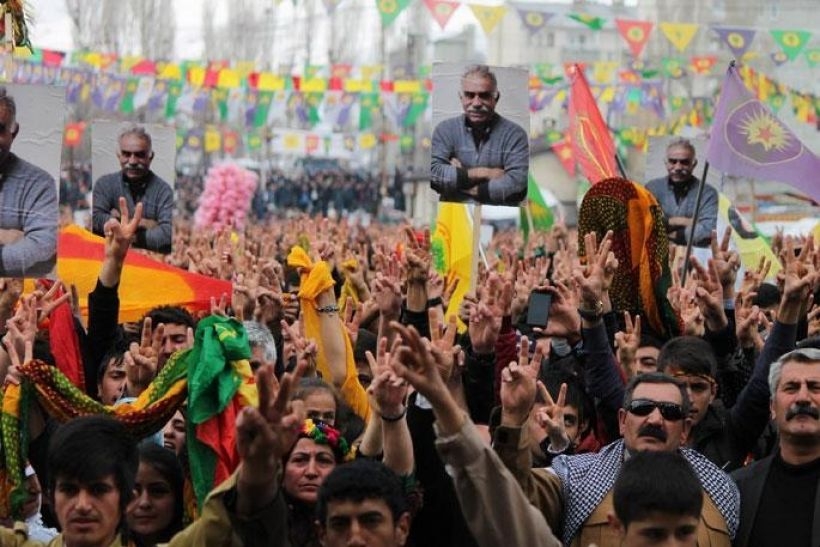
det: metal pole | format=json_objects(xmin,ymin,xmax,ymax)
[{"xmin": 680, "ymin": 160, "xmax": 710, "ymax": 286}]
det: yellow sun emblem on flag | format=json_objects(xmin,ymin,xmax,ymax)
[
  {"xmin": 740, "ymin": 110, "xmax": 791, "ymax": 152},
  {"xmin": 525, "ymin": 12, "xmax": 544, "ymax": 26}
]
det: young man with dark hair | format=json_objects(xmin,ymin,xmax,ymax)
[
  {"xmin": 316, "ymin": 459, "xmax": 411, "ymax": 547},
  {"xmin": 610, "ymin": 451, "xmax": 703, "ymax": 547}
]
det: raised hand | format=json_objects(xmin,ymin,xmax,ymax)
[
  {"xmin": 124, "ymin": 317, "xmax": 163, "ymax": 396},
  {"xmin": 103, "ymin": 196, "xmax": 144, "ymax": 261},
  {"xmin": 429, "ymin": 308, "xmax": 461, "ymax": 384},
  {"xmin": 500, "ymin": 337, "xmax": 545, "ymax": 426},
  {"xmin": 614, "ymin": 312, "xmax": 641, "ymax": 377},
  {"xmin": 235, "ymin": 361, "xmax": 306, "ymax": 514},
  {"xmin": 533, "ymin": 381, "xmax": 570, "ymax": 450}
]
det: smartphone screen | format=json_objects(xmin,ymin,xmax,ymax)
[{"xmin": 526, "ymin": 291, "xmax": 552, "ymax": 327}]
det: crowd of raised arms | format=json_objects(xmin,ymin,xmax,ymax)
[{"xmin": 0, "ymin": 190, "xmax": 819, "ymax": 547}]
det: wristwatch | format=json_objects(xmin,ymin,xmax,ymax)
[{"xmin": 577, "ymin": 300, "xmax": 604, "ymax": 321}]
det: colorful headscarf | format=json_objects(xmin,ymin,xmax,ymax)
[
  {"xmin": 578, "ymin": 177, "xmax": 679, "ymax": 340},
  {"xmin": 295, "ymin": 419, "xmax": 355, "ymax": 463}
]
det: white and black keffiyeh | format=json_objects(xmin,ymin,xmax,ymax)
[{"xmin": 552, "ymin": 439, "xmax": 740, "ymax": 545}]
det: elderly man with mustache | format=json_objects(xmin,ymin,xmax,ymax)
[
  {"xmin": 732, "ymin": 347, "xmax": 820, "ymax": 547},
  {"xmin": 92, "ymin": 126, "xmax": 173, "ymax": 254},
  {"xmin": 430, "ymin": 64, "xmax": 529, "ymax": 206}
]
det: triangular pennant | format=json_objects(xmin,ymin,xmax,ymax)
[
  {"xmin": 376, "ymin": 0, "xmax": 412, "ymax": 26},
  {"xmin": 467, "ymin": 4, "xmax": 507, "ymax": 35},
  {"xmin": 659, "ymin": 22, "xmax": 699, "ymax": 52},
  {"xmin": 423, "ymin": 0, "xmax": 460, "ymax": 29},
  {"xmin": 806, "ymin": 48, "xmax": 820, "ymax": 68},
  {"xmin": 770, "ymin": 30, "xmax": 812, "ymax": 61},
  {"xmin": 661, "ymin": 57, "xmax": 686, "ymax": 78},
  {"xmin": 615, "ymin": 18, "xmax": 654, "ymax": 58},
  {"xmin": 513, "ymin": 5, "xmax": 553, "ymax": 34},
  {"xmin": 690, "ymin": 55, "xmax": 717, "ymax": 75},
  {"xmin": 567, "ymin": 12, "xmax": 605, "ymax": 30},
  {"xmin": 711, "ymin": 26, "xmax": 756, "ymax": 59}
]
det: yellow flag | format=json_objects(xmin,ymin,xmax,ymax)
[
  {"xmin": 659, "ymin": 22, "xmax": 699, "ymax": 52},
  {"xmin": 591, "ymin": 61, "xmax": 618, "ymax": 84},
  {"xmin": 188, "ymin": 66, "xmax": 206, "ymax": 87},
  {"xmin": 431, "ymin": 202, "xmax": 473, "ymax": 328},
  {"xmin": 359, "ymin": 133, "xmax": 377, "ymax": 149},
  {"xmin": 283, "ymin": 133, "xmax": 302, "ymax": 151},
  {"xmin": 217, "ymin": 68, "xmax": 240, "ymax": 89},
  {"xmin": 204, "ymin": 127, "xmax": 221, "ymax": 152},
  {"xmin": 468, "ymin": 4, "xmax": 507, "ymax": 35},
  {"xmin": 158, "ymin": 63, "xmax": 182, "ymax": 80},
  {"xmin": 258, "ymin": 72, "xmax": 285, "ymax": 91},
  {"xmin": 394, "ymin": 80, "xmax": 422, "ymax": 93}
]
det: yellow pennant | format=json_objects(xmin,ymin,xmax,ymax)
[
  {"xmin": 468, "ymin": 4, "xmax": 507, "ymax": 35},
  {"xmin": 659, "ymin": 22, "xmax": 699, "ymax": 52}
]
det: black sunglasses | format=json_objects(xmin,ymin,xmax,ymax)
[
  {"xmin": 666, "ymin": 157, "xmax": 692, "ymax": 166},
  {"xmin": 625, "ymin": 399, "xmax": 686, "ymax": 421}
]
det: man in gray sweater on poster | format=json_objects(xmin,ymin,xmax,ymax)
[
  {"xmin": 0, "ymin": 88, "xmax": 58, "ymax": 277},
  {"xmin": 92, "ymin": 125, "xmax": 173, "ymax": 254}
]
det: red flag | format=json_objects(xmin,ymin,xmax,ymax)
[
  {"xmin": 568, "ymin": 64, "xmax": 618, "ymax": 185},
  {"xmin": 63, "ymin": 122, "xmax": 85, "ymax": 148},
  {"xmin": 551, "ymin": 139, "xmax": 576, "ymax": 176},
  {"xmin": 615, "ymin": 18, "xmax": 654, "ymax": 58}
]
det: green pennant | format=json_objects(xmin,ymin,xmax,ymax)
[
  {"xmin": 520, "ymin": 173, "xmax": 554, "ymax": 243},
  {"xmin": 376, "ymin": 0, "xmax": 411, "ymax": 27},
  {"xmin": 805, "ymin": 48, "xmax": 820, "ymax": 68},
  {"xmin": 403, "ymin": 92, "xmax": 428, "ymax": 127},
  {"xmin": 661, "ymin": 57, "xmax": 684, "ymax": 78},
  {"xmin": 246, "ymin": 131, "xmax": 262, "ymax": 151},
  {"xmin": 166, "ymin": 81, "xmax": 183, "ymax": 119},
  {"xmin": 669, "ymin": 95, "xmax": 686, "ymax": 112},
  {"xmin": 254, "ymin": 91, "xmax": 273, "ymax": 128},
  {"xmin": 119, "ymin": 77, "xmax": 139, "ymax": 114},
  {"xmin": 399, "ymin": 134, "xmax": 415, "ymax": 152},
  {"xmin": 212, "ymin": 88, "xmax": 229, "ymax": 122},
  {"xmin": 359, "ymin": 92, "xmax": 380, "ymax": 130},
  {"xmin": 568, "ymin": 13, "xmax": 605, "ymax": 30},
  {"xmin": 306, "ymin": 92, "xmax": 324, "ymax": 126},
  {"xmin": 770, "ymin": 30, "xmax": 812, "ymax": 61},
  {"xmin": 544, "ymin": 129, "xmax": 563, "ymax": 145},
  {"xmin": 640, "ymin": 69, "xmax": 660, "ymax": 79}
]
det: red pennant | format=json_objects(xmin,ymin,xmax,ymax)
[
  {"xmin": 615, "ymin": 18, "xmax": 654, "ymax": 57},
  {"xmin": 690, "ymin": 55, "xmax": 717, "ymax": 75},
  {"xmin": 63, "ymin": 122, "xmax": 85, "ymax": 148},
  {"xmin": 423, "ymin": 0, "xmax": 460, "ymax": 29},
  {"xmin": 567, "ymin": 64, "xmax": 618, "ymax": 185}
]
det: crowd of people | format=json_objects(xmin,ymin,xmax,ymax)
[{"xmin": 0, "ymin": 160, "xmax": 818, "ymax": 547}]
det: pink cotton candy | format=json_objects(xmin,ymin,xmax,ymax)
[{"xmin": 194, "ymin": 162, "xmax": 259, "ymax": 231}]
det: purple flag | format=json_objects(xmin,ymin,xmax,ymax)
[
  {"xmin": 512, "ymin": 4, "xmax": 553, "ymax": 35},
  {"xmin": 706, "ymin": 64, "xmax": 820, "ymax": 202},
  {"xmin": 711, "ymin": 26, "xmax": 756, "ymax": 60}
]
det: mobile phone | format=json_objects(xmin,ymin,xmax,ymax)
[{"xmin": 526, "ymin": 291, "xmax": 552, "ymax": 327}]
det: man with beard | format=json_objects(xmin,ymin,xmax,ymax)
[
  {"xmin": 646, "ymin": 139, "xmax": 717, "ymax": 247},
  {"xmin": 430, "ymin": 64, "xmax": 529, "ymax": 206},
  {"xmin": 732, "ymin": 348, "xmax": 820, "ymax": 547},
  {"xmin": 92, "ymin": 126, "xmax": 173, "ymax": 253}
]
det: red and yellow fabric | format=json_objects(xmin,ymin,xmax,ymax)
[
  {"xmin": 578, "ymin": 178, "xmax": 679, "ymax": 340},
  {"xmin": 287, "ymin": 247, "xmax": 370, "ymax": 423},
  {"xmin": 53, "ymin": 225, "xmax": 231, "ymax": 323}
]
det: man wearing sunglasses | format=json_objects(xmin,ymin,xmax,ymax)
[
  {"xmin": 430, "ymin": 64, "xmax": 529, "ymax": 206},
  {"xmin": 490, "ymin": 372, "xmax": 738, "ymax": 546},
  {"xmin": 646, "ymin": 138, "xmax": 717, "ymax": 247},
  {"xmin": 92, "ymin": 126, "xmax": 173, "ymax": 253}
]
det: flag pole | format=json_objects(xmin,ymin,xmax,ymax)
[
  {"xmin": 615, "ymin": 153, "xmax": 628, "ymax": 179},
  {"xmin": 680, "ymin": 160, "xmax": 711, "ymax": 286}
]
